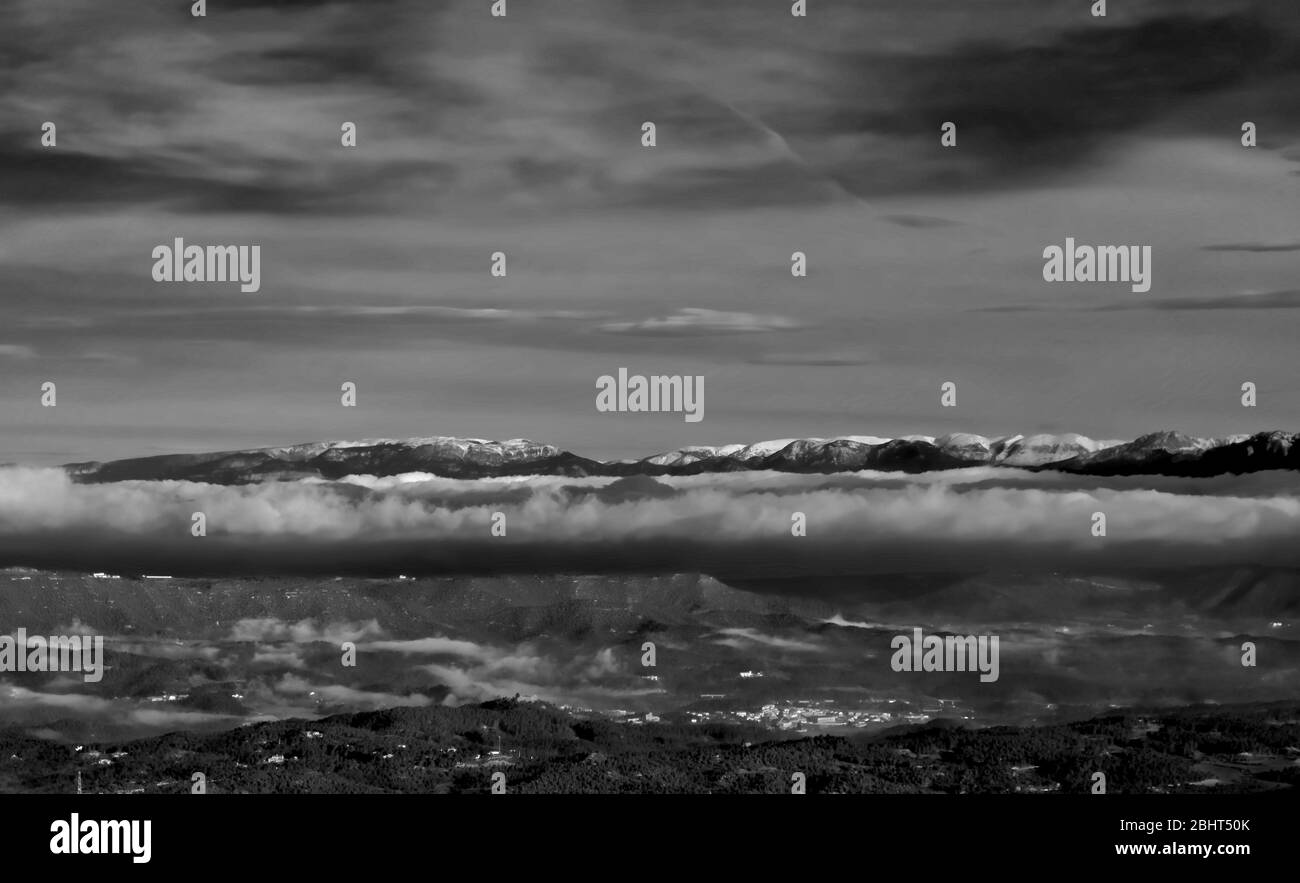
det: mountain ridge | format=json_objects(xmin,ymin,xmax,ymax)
[{"xmin": 55, "ymin": 430, "xmax": 1300, "ymax": 484}]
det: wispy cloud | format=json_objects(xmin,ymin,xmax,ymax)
[
  {"xmin": 881, "ymin": 214, "xmax": 961, "ymax": 229},
  {"xmin": 747, "ymin": 350, "xmax": 876, "ymax": 367},
  {"xmin": 600, "ymin": 308, "xmax": 804, "ymax": 336},
  {"xmin": 1201, "ymin": 242, "xmax": 1300, "ymax": 252},
  {"xmin": 712, "ymin": 628, "xmax": 823, "ymax": 653},
  {"xmin": 1090, "ymin": 290, "xmax": 1300, "ymax": 311}
]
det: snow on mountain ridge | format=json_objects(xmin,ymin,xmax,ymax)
[
  {"xmin": 993, "ymin": 433, "xmax": 1106, "ymax": 467},
  {"xmin": 650, "ymin": 436, "xmax": 895, "ymax": 465},
  {"xmin": 644, "ymin": 444, "xmax": 747, "ymax": 466},
  {"xmin": 61, "ymin": 432, "xmax": 1300, "ymax": 486},
  {"xmin": 194, "ymin": 433, "xmax": 1201, "ymax": 470},
  {"xmin": 272, "ymin": 437, "xmax": 559, "ymax": 457}
]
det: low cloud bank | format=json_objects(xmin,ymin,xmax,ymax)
[{"xmin": 1, "ymin": 467, "xmax": 1298, "ymax": 575}]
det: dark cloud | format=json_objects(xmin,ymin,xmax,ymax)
[
  {"xmin": 967, "ymin": 305, "xmax": 1053, "ymax": 314},
  {"xmin": 881, "ymin": 214, "xmax": 961, "ymax": 229},
  {"xmin": 1202, "ymin": 242, "xmax": 1300, "ymax": 252},
  {"xmin": 974, "ymin": 290, "xmax": 1300, "ymax": 313},
  {"xmin": 1091, "ymin": 289, "xmax": 1300, "ymax": 311},
  {"xmin": 0, "ymin": 143, "xmax": 459, "ymax": 214},
  {"xmin": 0, "ymin": 149, "xmax": 192, "ymax": 207},
  {"xmin": 747, "ymin": 351, "xmax": 876, "ymax": 367},
  {"xmin": 7, "ymin": 1, "xmax": 1290, "ymax": 218},
  {"xmin": 806, "ymin": 11, "xmax": 1293, "ymax": 195}
]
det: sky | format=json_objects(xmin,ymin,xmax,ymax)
[{"xmin": 1, "ymin": 0, "xmax": 1298, "ymax": 465}]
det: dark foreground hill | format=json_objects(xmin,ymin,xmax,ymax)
[{"xmin": 4, "ymin": 698, "xmax": 1298, "ymax": 795}]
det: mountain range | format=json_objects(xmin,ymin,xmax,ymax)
[{"xmin": 56, "ymin": 430, "xmax": 1300, "ymax": 484}]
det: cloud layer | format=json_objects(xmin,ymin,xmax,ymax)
[{"xmin": 2, "ymin": 466, "xmax": 1298, "ymax": 575}]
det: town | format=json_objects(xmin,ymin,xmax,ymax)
[{"xmin": 598, "ymin": 695, "xmax": 974, "ymax": 733}]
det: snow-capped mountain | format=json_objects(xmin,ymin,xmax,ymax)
[
  {"xmin": 1053, "ymin": 430, "xmax": 1299, "ymax": 475},
  {"xmin": 63, "ymin": 437, "xmax": 597, "ymax": 484},
  {"xmin": 643, "ymin": 444, "xmax": 747, "ymax": 467},
  {"xmin": 59, "ymin": 431, "xmax": 1300, "ymax": 484},
  {"xmin": 991, "ymin": 432, "xmax": 1109, "ymax": 467}
]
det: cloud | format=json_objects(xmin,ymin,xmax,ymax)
[
  {"xmin": 418, "ymin": 644, "xmax": 641, "ymax": 705},
  {"xmin": 0, "ymin": 345, "xmax": 35, "ymax": 359},
  {"xmin": 1090, "ymin": 290, "xmax": 1300, "ymax": 311},
  {"xmin": 250, "ymin": 646, "xmax": 307, "ymax": 669},
  {"xmin": 881, "ymin": 214, "xmax": 961, "ymax": 229},
  {"xmin": 5, "ymin": 1, "xmax": 1296, "ymax": 219},
  {"xmin": 286, "ymin": 305, "xmax": 607, "ymax": 323},
  {"xmin": 0, "ymin": 616, "xmax": 663, "ymax": 736},
  {"xmin": 1201, "ymin": 242, "xmax": 1300, "ymax": 252},
  {"xmin": 363, "ymin": 636, "xmax": 497, "ymax": 660},
  {"xmin": 712, "ymin": 628, "xmax": 823, "ymax": 653},
  {"xmin": 125, "ymin": 708, "xmax": 237, "ymax": 728},
  {"xmin": 977, "ymin": 290, "xmax": 1300, "ymax": 313},
  {"xmin": 113, "ymin": 640, "xmax": 221, "ymax": 662},
  {"xmin": 747, "ymin": 350, "xmax": 876, "ymax": 367},
  {"xmin": 228, "ymin": 617, "xmax": 383, "ymax": 643},
  {"xmin": 274, "ymin": 674, "xmax": 434, "ymax": 709},
  {"xmin": 1, "ymin": 684, "xmax": 113, "ymax": 712},
  {"xmin": 824, "ymin": 613, "xmax": 883, "ymax": 630},
  {"xmin": 816, "ymin": 10, "xmax": 1295, "ymax": 196},
  {"xmin": 599, "ymin": 308, "xmax": 804, "ymax": 336},
  {"xmin": 2, "ymin": 465, "xmax": 1299, "ymax": 577}
]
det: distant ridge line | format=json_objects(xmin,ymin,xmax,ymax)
[{"xmin": 54, "ymin": 430, "xmax": 1300, "ymax": 484}]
